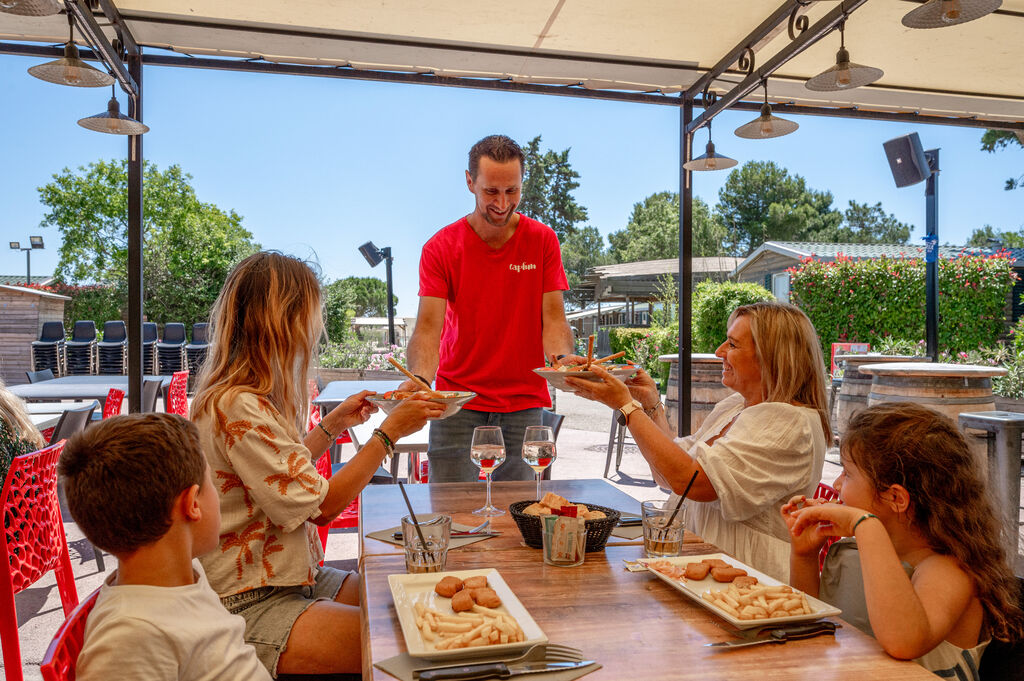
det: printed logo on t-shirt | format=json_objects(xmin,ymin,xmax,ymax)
[{"xmin": 509, "ymin": 262, "xmax": 537, "ymax": 272}]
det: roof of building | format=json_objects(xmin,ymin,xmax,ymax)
[
  {"xmin": 579, "ymin": 257, "xmax": 742, "ymax": 302},
  {"xmin": 0, "ymin": 274, "xmax": 54, "ymax": 286},
  {"xmin": 0, "ymin": 284, "xmax": 71, "ymax": 300},
  {"xmin": 731, "ymin": 241, "xmax": 990, "ymax": 277}
]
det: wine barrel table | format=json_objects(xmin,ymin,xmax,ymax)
[
  {"xmin": 834, "ymin": 355, "xmax": 929, "ymax": 439},
  {"xmin": 660, "ymin": 353, "xmax": 735, "ymax": 436}
]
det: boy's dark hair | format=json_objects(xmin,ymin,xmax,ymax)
[
  {"xmin": 58, "ymin": 413, "xmax": 206, "ymax": 555},
  {"xmin": 467, "ymin": 135, "xmax": 525, "ymax": 179}
]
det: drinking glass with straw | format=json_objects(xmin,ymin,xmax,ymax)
[
  {"xmin": 397, "ymin": 481, "xmax": 451, "ymax": 573},
  {"xmin": 642, "ymin": 470, "xmax": 698, "ymax": 558}
]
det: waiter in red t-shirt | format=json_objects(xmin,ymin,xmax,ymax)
[{"xmin": 401, "ymin": 135, "xmax": 581, "ymax": 483}]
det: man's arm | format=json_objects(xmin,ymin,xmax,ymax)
[
  {"xmin": 541, "ymin": 290, "xmax": 575, "ymax": 360},
  {"xmin": 405, "ymin": 296, "xmax": 447, "ymax": 384}
]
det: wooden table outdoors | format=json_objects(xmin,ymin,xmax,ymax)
[{"xmin": 359, "ymin": 480, "xmax": 934, "ymax": 680}]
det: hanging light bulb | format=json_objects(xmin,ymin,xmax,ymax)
[
  {"xmin": 27, "ymin": 15, "xmax": 114, "ymax": 88},
  {"xmin": 77, "ymin": 86, "xmax": 150, "ymax": 135},
  {"xmin": 735, "ymin": 81, "xmax": 799, "ymax": 140},
  {"xmin": 0, "ymin": 0, "xmax": 61, "ymax": 16},
  {"xmin": 805, "ymin": 22, "xmax": 883, "ymax": 92},
  {"xmin": 901, "ymin": 0, "xmax": 1000, "ymax": 28},
  {"xmin": 684, "ymin": 122, "xmax": 737, "ymax": 172}
]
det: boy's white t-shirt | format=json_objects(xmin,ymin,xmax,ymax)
[{"xmin": 76, "ymin": 559, "xmax": 271, "ymax": 681}]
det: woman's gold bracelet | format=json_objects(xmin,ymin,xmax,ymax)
[{"xmin": 644, "ymin": 402, "xmax": 665, "ymax": 418}]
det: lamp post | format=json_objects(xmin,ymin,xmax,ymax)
[
  {"xmin": 358, "ymin": 241, "xmax": 396, "ymax": 346},
  {"xmin": 9, "ymin": 236, "xmax": 44, "ymax": 285}
]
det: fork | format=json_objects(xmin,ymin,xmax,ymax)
[{"xmin": 413, "ymin": 643, "xmax": 584, "ymax": 677}]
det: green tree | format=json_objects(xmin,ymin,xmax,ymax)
[
  {"xmin": 607, "ymin": 192, "xmax": 724, "ymax": 262},
  {"xmin": 966, "ymin": 224, "xmax": 1024, "ymax": 248},
  {"xmin": 980, "ymin": 129, "xmax": 1024, "ymax": 190},
  {"xmin": 804, "ymin": 200, "xmax": 911, "ymax": 244},
  {"xmin": 560, "ymin": 225, "xmax": 612, "ymax": 309},
  {"xmin": 518, "ymin": 135, "xmax": 589, "ymax": 240},
  {"xmin": 38, "ymin": 160, "xmax": 259, "ymax": 325},
  {"xmin": 714, "ymin": 161, "xmax": 840, "ymax": 255},
  {"xmin": 321, "ymin": 276, "xmax": 396, "ymax": 342}
]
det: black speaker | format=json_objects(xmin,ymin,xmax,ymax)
[{"xmin": 883, "ymin": 133, "xmax": 930, "ymax": 188}]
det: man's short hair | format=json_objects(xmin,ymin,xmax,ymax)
[
  {"xmin": 59, "ymin": 413, "xmax": 207, "ymax": 556},
  {"xmin": 468, "ymin": 135, "xmax": 525, "ymax": 179}
]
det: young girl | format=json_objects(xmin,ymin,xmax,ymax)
[{"xmin": 782, "ymin": 402, "xmax": 1022, "ymax": 679}]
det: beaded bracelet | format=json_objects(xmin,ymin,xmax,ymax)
[
  {"xmin": 316, "ymin": 421, "xmax": 334, "ymax": 440},
  {"xmin": 852, "ymin": 513, "xmax": 878, "ymax": 534},
  {"xmin": 372, "ymin": 428, "xmax": 395, "ymax": 457}
]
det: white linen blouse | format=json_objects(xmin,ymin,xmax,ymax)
[{"xmin": 666, "ymin": 392, "xmax": 826, "ymax": 582}]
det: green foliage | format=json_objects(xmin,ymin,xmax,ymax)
[
  {"xmin": 789, "ymin": 252, "xmax": 1017, "ymax": 356},
  {"xmin": 519, "ymin": 136, "xmax": 589, "ymax": 240},
  {"xmin": 980, "ymin": 129, "xmax": 1023, "ymax": 191},
  {"xmin": 692, "ymin": 280, "xmax": 774, "ymax": 352},
  {"xmin": 29, "ymin": 282, "xmax": 122, "ymax": 333},
  {"xmin": 561, "ymin": 225, "xmax": 613, "ymax": 309},
  {"xmin": 807, "ymin": 201, "xmax": 912, "ymax": 244},
  {"xmin": 609, "ymin": 326, "xmax": 676, "ymax": 389},
  {"xmin": 318, "ymin": 338, "xmax": 377, "ymax": 369},
  {"xmin": 607, "ymin": 192, "xmax": 724, "ymax": 261},
  {"xmin": 650, "ymin": 273, "xmax": 678, "ymax": 329},
  {"xmin": 37, "ymin": 160, "xmax": 259, "ymax": 325},
  {"xmin": 966, "ymin": 224, "xmax": 1024, "ymax": 248}
]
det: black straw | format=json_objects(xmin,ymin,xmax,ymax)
[
  {"xmin": 397, "ymin": 480, "xmax": 428, "ymax": 550},
  {"xmin": 666, "ymin": 470, "xmax": 699, "ymax": 526}
]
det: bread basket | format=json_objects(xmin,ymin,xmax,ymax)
[{"xmin": 509, "ymin": 500, "xmax": 621, "ymax": 552}]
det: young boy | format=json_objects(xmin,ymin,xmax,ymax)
[{"xmin": 59, "ymin": 413, "xmax": 271, "ymax": 680}]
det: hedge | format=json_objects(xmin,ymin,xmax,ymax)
[
  {"xmin": 789, "ymin": 251, "xmax": 1017, "ymax": 356},
  {"xmin": 692, "ymin": 280, "xmax": 774, "ymax": 352},
  {"xmin": 609, "ymin": 326, "xmax": 676, "ymax": 388}
]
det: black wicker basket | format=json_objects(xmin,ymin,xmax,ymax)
[{"xmin": 509, "ymin": 500, "xmax": 621, "ymax": 552}]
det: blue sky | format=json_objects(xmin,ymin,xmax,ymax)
[{"xmin": 2, "ymin": 53, "xmax": 1021, "ymax": 317}]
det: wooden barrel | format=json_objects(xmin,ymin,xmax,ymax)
[
  {"xmin": 834, "ymin": 355, "xmax": 928, "ymax": 439},
  {"xmin": 661, "ymin": 353, "xmax": 735, "ymax": 436}
]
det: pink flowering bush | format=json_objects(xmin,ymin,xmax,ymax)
[{"xmin": 367, "ymin": 344, "xmax": 408, "ymax": 371}]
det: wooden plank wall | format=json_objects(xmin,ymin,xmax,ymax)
[{"xmin": 0, "ymin": 290, "xmax": 65, "ymax": 385}]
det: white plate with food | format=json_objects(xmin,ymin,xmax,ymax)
[
  {"xmin": 366, "ymin": 390, "xmax": 476, "ymax": 420},
  {"xmin": 639, "ymin": 553, "xmax": 841, "ymax": 630},
  {"xmin": 388, "ymin": 568, "xmax": 547, "ymax": 660},
  {"xmin": 533, "ymin": 365, "xmax": 638, "ymax": 393}
]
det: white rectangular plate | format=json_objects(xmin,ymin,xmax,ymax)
[
  {"xmin": 639, "ymin": 553, "xmax": 841, "ymax": 630},
  {"xmin": 388, "ymin": 568, "xmax": 547, "ymax": 660}
]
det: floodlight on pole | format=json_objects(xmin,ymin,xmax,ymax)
[
  {"xmin": 10, "ymin": 235, "xmax": 44, "ymax": 285},
  {"xmin": 357, "ymin": 241, "xmax": 396, "ymax": 346}
]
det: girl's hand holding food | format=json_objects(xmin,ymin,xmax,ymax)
[
  {"xmin": 381, "ymin": 394, "xmax": 446, "ymax": 440},
  {"xmin": 786, "ymin": 499, "xmax": 876, "ymax": 545},
  {"xmin": 324, "ymin": 390, "xmax": 378, "ymax": 433},
  {"xmin": 565, "ymin": 363, "xmax": 632, "ymax": 410},
  {"xmin": 781, "ymin": 495, "xmax": 832, "ymax": 557}
]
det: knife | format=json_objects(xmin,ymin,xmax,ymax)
[
  {"xmin": 418, "ymin": 659, "xmax": 595, "ymax": 680},
  {"xmin": 705, "ymin": 621, "xmax": 838, "ymax": 649},
  {"xmin": 392, "ymin": 530, "xmax": 500, "ymax": 540},
  {"xmin": 617, "ymin": 514, "xmax": 642, "ymax": 527}
]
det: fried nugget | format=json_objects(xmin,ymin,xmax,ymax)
[
  {"xmin": 463, "ymin": 576, "xmax": 488, "ymax": 590},
  {"xmin": 684, "ymin": 562, "xmax": 712, "ymax": 580},
  {"xmin": 733, "ymin": 575, "xmax": 759, "ymax": 588},
  {"xmin": 451, "ymin": 589, "xmax": 475, "ymax": 612},
  {"xmin": 434, "ymin": 576, "xmax": 464, "ymax": 598},
  {"xmin": 471, "ymin": 587, "xmax": 502, "ymax": 609},
  {"xmin": 701, "ymin": 559, "xmax": 732, "ymax": 569},
  {"xmin": 710, "ymin": 567, "xmax": 748, "ymax": 583}
]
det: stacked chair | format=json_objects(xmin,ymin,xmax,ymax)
[
  {"xmin": 156, "ymin": 323, "xmax": 187, "ymax": 375},
  {"xmin": 64, "ymin": 321, "xmax": 97, "ymax": 375},
  {"xmin": 30, "ymin": 321, "xmax": 66, "ymax": 376},
  {"xmin": 185, "ymin": 323, "xmax": 210, "ymax": 392},
  {"xmin": 142, "ymin": 322, "xmax": 158, "ymax": 375},
  {"xmin": 96, "ymin": 321, "xmax": 128, "ymax": 375}
]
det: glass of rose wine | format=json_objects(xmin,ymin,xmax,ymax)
[
  {"xmin": 471, "ymin": 426, "xmax": 506, "ymax": 516},
  {"xmin": 522, "ymin": 425, "xmax": 556, "ymax": 500}
]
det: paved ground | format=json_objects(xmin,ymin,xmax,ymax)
[{"xmin": 5, "ymin": 390, "xmax": 1017, "ymax": 679}]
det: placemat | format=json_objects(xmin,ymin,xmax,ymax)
[
  {"xmin": 375, "ymin": 650, "xmax": 600, "ymax": 681},
  {"xmin": 366, "ymin": 523, "xmax": 497, "ymax": 549},
  {"xmin": 610, "ymin": 524, "xmax": 644, "ymax": 540}
]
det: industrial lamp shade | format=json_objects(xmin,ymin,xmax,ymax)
[
  {"xmin": 77, "ymin": 95, "xmax": 149, "ymax": 135},
  {"xmin": 735, "ymin": 102, "xmax": 800, "ymax": 139},
  {"xmin": 902, "ymin": 0, "xmax": 1001, "ymax": 28},
  {"xmin": 683, "ymin": 139, "xmax": 738, "ymax": 172},
  {"xmin": 805, "ymin": 46, "xmax": 883, "ymax": 91},
  {"xmin": 0, "ymin": 0, "xmax": 61, "ymax": 16},
  {"xmin": 28, "ymin": 42, "xmax": 115, "ymax": 87}
]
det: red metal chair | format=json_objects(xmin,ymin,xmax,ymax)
[
  {"xmin": 1, "ymin": 442, "xmax": 79, "ymax": 681},
  {"xmin": 39, "ymin": 588, "xmax": 101, "ymax": 681},
  {"xmin": 308, "ymin": 382, "xmax": 357, "ymax": 562},
  {"xmin": 165, "ymin": 370, "xmax": 189, "ymax": 417},
  {"xmin": 101, "ymin": 388, "xmax": 125, "ymax": 419},
  {"xmin": 814, "ymin": 482, "xmax": 841, "ymax": 571}
]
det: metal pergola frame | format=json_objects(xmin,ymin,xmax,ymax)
[{"xmin": 6, "ymin": 0, "xmax": 1023, "ymax": 423}]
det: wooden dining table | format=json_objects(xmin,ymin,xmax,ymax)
[{"xmin": 358, "ymin": 479, "xmax": 934, "ymax": 680}]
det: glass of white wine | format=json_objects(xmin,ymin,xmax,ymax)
[
  {"xmin": 471, "ymin": 426, "xmax": 506, "ymax": 516},
  {"xmin": 522, "ymin": 425, "xmax": 556, "ymax": 500}
]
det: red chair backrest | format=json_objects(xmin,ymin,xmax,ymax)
[
  {"xmin": 308, "ymin": 379, "xmax": 322, "ymax": 432},
  {"xmin": 166, "ymin": 370, "xmax": 189, "ymax": 417},
  {"xmin": 814, "ymin": 482, "xmax": 839, "ymax": 502},
  {"xmin": 102, "ymin": 388, "xmax": 125, "ymax": 419},
  {"xmin": 40, "ymin": 588, "xmax": 101, "ymax": 681}
]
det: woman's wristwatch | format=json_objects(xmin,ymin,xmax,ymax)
[{"xmin": 618, "ymin": 399, "xmax": 643, "ymax": 424}]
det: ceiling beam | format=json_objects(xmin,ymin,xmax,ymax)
[{"xmin": 64, "ymin": 0, "xmax": 137, "ymax": 96}]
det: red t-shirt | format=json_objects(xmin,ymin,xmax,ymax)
[{"xmin": 418, "ymin": 214, "xmax": 569, "ymax": 412}]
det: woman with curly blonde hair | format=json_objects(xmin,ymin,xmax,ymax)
[
  {"xmin": 1, "ymin": 378, "xmax": 46, "ymax": 482},
  {"xmin": 192, "ymin": 252, "xmax": 443, "ymax": 677}
]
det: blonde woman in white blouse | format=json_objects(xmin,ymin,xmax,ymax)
[{"xmin": 568, "ymin": 301, "xmax": 830, "ymax": 581}]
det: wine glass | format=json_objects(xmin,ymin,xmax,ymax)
[
  {"xmin": 522, "ymin": 425, "xmax": 556, "ymax": 500},
  {"xmin": 471, "ymin": 426, "xmax": 506, "ymax": 516}
]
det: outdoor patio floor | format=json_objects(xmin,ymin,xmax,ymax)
[{"xmin": 4, "ymin": 391, "xmax": 1022, "ymax": 680}]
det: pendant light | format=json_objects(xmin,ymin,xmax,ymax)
[
  {"xmin": 27, "ymin": 14, "xmax": 114, "ymax": 87},
  {"xmin": 684, "ymin": 121, "xmax": 737, "ymax": 172},
  {"xmin": 734, "ymin": 81, "xmax": 799, "ymax": 139},
  {"xmin": 902, "ymin": 0, "xmax": 1001, "ymax": 28},
  {"xmin": 805, "ymin": 22, "xmax": 883, "ymax": 91},
  {"xmin": 77, "ymin": 86, "xmax": 149, "ymax": 135},
  {"xmin": 0, "ymin": 0, "xmax": 61, "ymax": 16}
]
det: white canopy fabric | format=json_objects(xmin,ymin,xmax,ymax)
[{"xmin": 2, "ymin": 0, "xmax": 1023, "ymax": 125}]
